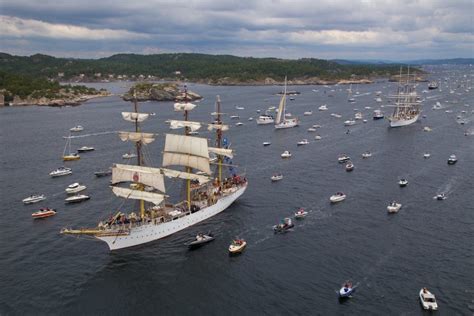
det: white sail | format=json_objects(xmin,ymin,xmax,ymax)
[
  {"xmin": 169, "ymin": 120, "xmax": 201, "ymax": 132},
  {"xmin": 163, "ymin": 134, "xmax": 211, "ymax": 174},
  {"xmin": 161, "ymin": 168, "xmax": 210, "ymax": 184},
  {"xmin": 162, "ymin": 153, "xmax": 211, "ymax": 175},
  {"xmin": 207, "ymin": 123, "xmax": 229, "ymax": 131},
  {"xmin": 208, "ymin": 147, "xmax": 233, "ymax": 159},
  {"xmin": 121, "ymin": 112, "xmax": 149, "ymax": 122},
  {"xmin": 112, "ymin": 164, "xmax": 166, "ymax": 193},
  {"xmin": 112, "ymin": 186, "xmax": 166, "ymax": 205},
  {"xmin": 118, "ymin": 131, "xmax": 155, "ymax": 144},
  {"xmin": 275, "ymin": 77, "xmax": 287, "ymax": 124},
  {"xmin": 174, "ymin": 102, "xmax": 196, "ymax": 112}
]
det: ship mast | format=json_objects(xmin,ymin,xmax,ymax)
[
  {"xmin": 183, "ymin": 85, "xmax": 192, "ymax": 211},
  {"xmin": 132, "ymin": 90, "xmax": 146, "ymax": 219},
  {"xmin": 215, "ymin": 95, "xmax": 223, "ymax": 184}
]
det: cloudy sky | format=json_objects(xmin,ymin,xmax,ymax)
[{"xmin": 1, "ymin": 0, "xmax": 473, "ymax": 60}]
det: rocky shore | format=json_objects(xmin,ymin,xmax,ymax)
[
  {"xmin": 195, "ymin": 77, "xmax": 374, "ymax": 86},
  {"xmin": 122, "ymin": 82, "xmax": 202, "ymax": 101},
  {"xmin": 0, "ymin": 91, "xmax": 110, "ymax": 107}
]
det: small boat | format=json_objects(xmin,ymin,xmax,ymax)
[
  {"xmin": 344, "ymin": 120, "xmax": 356, "ymax": 126},
  {"xmin": 230, "ymin": 115, "xmax": 240, "ymax": 120},
  {"xmin": 50, "ymin": 167, "xmax": 72, "ymax": 177},
  {"xmin": 345, "ymin": 162, "xmax": 354, "ymax": 172},
  {"xmin": 65, "ymin": 194, "xmax": 90, "ymax": 204},
  {"xmin": 235, "ymin": 122, "xmax": 244, "ymax": 126},
  {"xmin": 307, "ymin": 128, "xmax": 317, "ymax": 132},
  {"xmin": 65, "ymin": 183, "xmax": 87, "ymax": 194},
  {"xmin": 354, "ymin": 112, "xmax": 363, "ymax": 120},
  {"xmin": 318, "ymin": 105, "xmax": 328, "ymax": 111},
  {"xmin": 304, "ymin": 111, "xmax": 313, "ymax": 116},
  {"xmin": 419, "ymin": 288, "xmax": 438, "ymax": 310},
  {"xmin": 423, "ymin": 153, "xmax": 431, "ymax": 159},
  {"xmin": 235, "ymin": 106, "xmax": 245, "ymax": 110},
  {"xmin": 273, "ymin": 218, "xmax": 294, "ymax": 233},
  {"xmin": 294, "ymin": 208, "xmax": 308, "ymax": 219},
  {"xmin": 423, "ymin": 126, "xmax": 432, "ymax": 132},
  {"xmin": 70, "ymin": 125, "xmax": 84, "ymax": 132},
  {"xmin": 398, "ymin": 179, "xmax": 408, "ymax": 187},
  {"xmin": 387, "ymin": 201, "xmax": 402, "ymax": 213},
  {"xmin": 187, "ymin": 233, "xmax": 215, "ymax": 249},
  {"xmin": 77, "ymin": 146, "xmax": 95, "ymax": 152},
  {"xmin": 122, "ymin": 153, "xmax": 137, "ymax": 159},
  {"xmin": 338, "ymin": 154, "xmax": 351, "ymax": 163},
  {"xmin": 434, "ymin": 193, "xmax": 446, "ymax": 200},
  {"xmin": 330, "ymin": 113, "xmax": 342, "ymax": 118},
  {"xmin": 248, "ymin": 117, "xmax": 254, "ymax": 121},
  {"xmin": 312, "ymin": 124, "xmax": 321, "ymax": 128},
  {"xmin": 63, "ymin": 153, "xmax": 80, "ymax": 161},
  {"xmin": 373, "ymin": 109, "xmax": 384, "ymax": 120},
  {"xmin": 362, "ymin": 151, "xmax": 372, "ymax": 158},
  {"xmin": 229, "ymin": 239, "xmax": 246, "ymax": 254},
  {"xmin": 22, "ymin": 194, "xmax": 46, "ymax": 205},
  {"xmin": 314, "ymin": 135, "xmax": 322, "ymax": 140},
  {"xmin": 428, "ymin": 81, "xmax": 439, "ymax": 90},
  {"xmin": 262, "ymin": 142, "xmax": 271, "ymax": 146},
  {"xmin": 32, "ymin": 208, "xmax": 56, "ymax": 219},
  {"xmin": 94, "ymin": 168, "xmax": 112, "ymax": 177},
  {"xmin": 339, "ymin": 281, "xmax": 356, "ymax": 298},
  {"xmin": 271, "ymin": 174, "xmax": 283, "ymax": 182},
  {"xmin": 297, "ymin": 139, "xmax": 309, "ymax": 146},
  {"xmin": 447, "ymin": 154, "xmax": 457, "ymax": 165},
  {"xmin": 330, "ymin": 192, "xmax": 346, "ymax": 203},
  {"xmin": 281, "ymin": 151, "xmax": 292, "ymax": 158}
]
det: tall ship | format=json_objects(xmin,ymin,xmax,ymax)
[
  {"xmin": 387, "ymin": 67, "xmax": 422, "ymax": 127},
  {"xmin": 61, "ymin": 88, "xmax": 247, "ymax": 251},
  {"xmin": 275, "ymin": 77, "xmax": 298, "ymax": 129}
]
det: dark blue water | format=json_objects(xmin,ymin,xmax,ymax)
[{"xmin": 1, "ymin": 66, "xmax": 473, "ymax": 315}]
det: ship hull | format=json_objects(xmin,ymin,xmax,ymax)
[
  {"xmin": 389, "ymin": 114, "xmax": 419, "ymax": 127},
  {"xmin": 96, "ymin": 184, "xmax": 247, "ymax": 250}
]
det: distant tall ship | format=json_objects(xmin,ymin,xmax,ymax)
[
  {"xmin": 275, "ymin": 76, "xmax": 298, "ymax": 129},
  {"xmin": 61, "ymin": 88, "xmax": 247, "ymax": 251},
  {"xmin": 387, "ymin": 67, "xmax": 422, "ymax": 127}
]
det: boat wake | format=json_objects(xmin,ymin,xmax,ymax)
[{"xmin": 64, "ymin": 131, "xmax": 119, "ymax": 139}]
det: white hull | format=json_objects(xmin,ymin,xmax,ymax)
[
  {"xmin": 96, "ymin": 184, "xmax": 247, "ymax": 250},
  {"xmin": 389, "ymin": 114, "xmax": 419, "ymax": 127},
  {"xmin": 275, "ymin": 120, "xmax": 298, "ymax": 129}
]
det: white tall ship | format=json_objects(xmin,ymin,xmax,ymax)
[
  {"xmin": 387, "ymin": 67, "xmax": 421, "ymax": 127},
  {"xmin": 275, "ymin": 77, "xmax": 298, "ymax": 129},
  {"xmin": 61, "ymin": 90, "xmax": 247, "ymax": 251}
]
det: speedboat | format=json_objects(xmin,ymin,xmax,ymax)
[
  {"xmin": 122, "ymin": 153, "xmax": 137, "ymax": 159},
  {"xmin": 330, "ymin": 113, "xmax": 342, "ymax": 118},
  {"xmin": 281, "ymin": 151, "xmax": 292, "ymax": 158},
  {"xmin": 248, "ymin": 117, "xmax": 254, "ymax": 121},
  {"xmin": 387, "ymin": 201, "xmax": 402, "ymax": 213},
  {"xmin": 330, "ymin": 192, "xmax": 346, "ymax": 203},
  {"xmin": 312, "ymin": 124, "xmax": 321, "ymax": 128},
  {"xmin": 65, "ymin": 183, "xmax": 87, "ymax": 194},
  {"xmin": 235, "ymin": 122, "xmax": 244, "ymax": 126},
  {"xmin": 423, "ymin": 126, "xmax": 432, "ymax": 132},
  {"xmin": 373, "ymin": 109, "xmax": 384, "ymax": 120},
  {"xmin": 187, "ymin": 233, "xmax": 215, "ymax": 249},
  {"xmin": 22, "ymin": 194, "xmax": 46, "ymax": 204},
  {"xmin": 354, "ymin": 112, "xmax": 363, "ymax": 120},
  {"xmin": 94, "ymin": 168, "xmax": 112, "ymax": 177},
  {"xmin": 345, "ymin": 162, "xmax": 354, "ymax": 172},
  {"xmin": 318, "ymin": 105, "xmax": 328, "ymax": 111},
  {"xmin": 362, "ymin": 151, "xmax": 372, "ymax": 158},
  {"xmin": 338, "ymin": 154, "xmax": 351, "ymax": 163},
  {"xmin": 307, "ymin": 128, "xmax": 317, "ymax": 132},
  {"xmin": 262, "ymin": 142, "xmax": 271, "ymax": 146},
  {"xmin": 344, "ymin": 120, "xmax": 356, "ymax": 126},
  {"xmin": 304, "ymin": 111, "xmax": 313, "ymax": 116},
  {"xmin": 229, "ymin": 239, "xmax": 246, "ymax": 254},
  {"xmin": 419, "ymin": 288, "xmax": 438, "ymax": 310},
  {"xmin": 423, "ymin": 153, "xmax": 431, "ymax": 159},
  {"xmin": 230, "ymin": 115, "xmax": 240, "ymax": 120},
  {"xmin": 447, "ymin": 154, "xmax": 457, "ymax": 165},
  {"xmin": 434, "ymin": 193, "xmax": 446, "ymax": 200},
  {"xmin": 399, "ymin": 179, "xmax": 408, "ymax": 187},
  {"xmin": 297, "ymin": 139, "xmax": 309, "ymax": 146},
  {"xmin": 70, "ymin": 125, "xmax": 84, "ymax": 132},
  {"xmin": 235, "ymin": 106, "xmax": 245, "ymax": 110},
  {"xmin": 63, "ymin": 153, "xmax": 80, "ymax": 161},
  {"xmin": 271, "ymin": 174, "xmax": 283, "ymax": 182},
  {"xmin": 314, "ymin": 135, "xmax": 322, "ymax": 140},
  {"xmin": 77, "ymin": 146, "xmax": 95, "ymax": 152},
  {"xmin": 294, "ymin": 208, "xmax": 308, "ymax": 219},
  {"xmin": 339, "ymin": 281, "xmax": 356, "ymax": 298},
  {"xmin": 32, "ymin": 208, "xmax": 56, "ymax": 219},
  {"xmin": 49, "ymin": 167, "xmax": 72, "ymax": 177},
  {"xmin": 65, "ymin": 194, "xmax": 90, "ymax": 204},
  {"xmin": 273, "ymin": 218, "xmax": 294, "ymax": 233}
]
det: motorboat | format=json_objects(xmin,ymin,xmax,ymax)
[
  {"xmin": 330, "ymin": 192, "xmax": 346, "ymax": 203},
  {"xmin": 387, "ymin": 201, "xmax": 402, "ymax": 213},
  {"xmin": 428, "ymin": 81, "xmax": 439, "ymax": 90},
  {"xmin": 373, "ymin": 109, "xmax": 384, "ymax": 120},
  {"xmin": 32, "ymin": 208, "xmax": 56, "ymax": 219},
  {"xmin": 229, "ymin": 239, "xmax": 246, "ymax": 254},
  {"xmin": 94, "ymin": 168, "xmax": 112, "ymax": 177},
  {"xmin": 230, "ymin": 115, "xmax": 240, "ymax": 120},
  {"xmin": 22, "ymin": 194, "xmax": 46, "ymax": 204},
  {"xmin": 423, "ymin": 153, "xmax": 431, "ymax": 159},
  {"xmin": 362, "ymin": 151, "xmax": 372, "ymax": 158},
  {"xmin": 122, "ymin": 153, "xmax": 137, "ymax": 159},
  {"xmin": 271, "ymin": 174, "xmax": 283, "ymax": 182},
  {"xmin": 304, "ymin": 111, "xmax": 313, "ymax": 116},
  {"xmin": 314, "ymin": 135, "xmax": 322, "ymax": 140},
  {"xmin": 423, "ymin": 126, "xmax": 432, "ymax": 132},
  {"xmin": 273, "ymin": 218, "xmax": 294, "ymax": 233},
  {"xmin": 344, "ymin": 120, "xmax": 356, "ymax": 126},
  {"xmin": 235, "ymin": 122, "xmax": 244, "ymax": 126},
  {"xmin": 77, "ymin": 146, "xmax": 95, "ymax": 152},
  {"xmin": 235, "ymin": 106, "xmax": 245, "ymax": 110},
  {"xmin": 187, "ymin": 233, "xmax": 215, "ymax": 249},
  {"xmin": 248, "ymin": 117, "xmax": 254, "ymax": 121},
  {"xmin": 345, "ymin": 162, "xmax": 354, "ymax": 172},
  {"xmin": 307, "ymin": 128, "xmax": 317, "ymax": 132},
  {"xmin": 339, "ymin": 281, "xmax": 356, "ymax": 298},
  {"xmin": 294, "ymin": 208, "xmax": 308, "ymax": 219},
  {"xmin": 63, "ymin": 153, "xmax": 80, "ymax": 161},
  {"xmin": 65, "ymin": 183, "xmax": 87, "ymax": 194},
  {"xmin": 447, "ymin": 154, "xmax": 457, "ymax": 165},
  {"xmin": 70, "ymin": 125, "xmax": 84, "ymax": 132},
  {"xmin": 256, "ymin": 114, "xmax": 275, "ymax": 125},
  {"xmin": 419, "ymin": 288, "xmax": 438, "ymax": 310},
  {"xmin": 434, "ymin": 193, "xmax": 446, "ymax": 200},
  {"xmin": 262, "ymin": 142, "xmax": 271, "ymax": 146},
  {"xmin": 65, "ymin": 194, "xmax": 90, "ymax": 204},
  {"xmin": 297, "ymin": 139, "xmax": 309, "ymax": 146},
  {"xmin": 50, "ymin": 167, "xmax": 72, "ymax": 177},
  {"xmin": 318, "ymin": 105, "xmax": 328, "ymax": 111},
  {"xmin": 281, "ymin": 151, "xmax": 292, "ymax": 158},
  {"xmin": 330, "ymin": 113, "xmax": 342, "ymax": 118},
  {"xmin": 354, "ymin": 112, "xmax": 363, "ymax": 120},
  {"xmin": 338, "ymin": 154, "xmax": 351, "ymax": 163},
  {"xmin": 398, "ymin": 179, "xmax": 408, "ymax": 187},
  {"xmin": 312, "ymin": 124, "xmax": 321, "ymax": 128}
]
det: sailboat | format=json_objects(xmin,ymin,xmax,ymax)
[
  {"xmin": 347, "ymin": 84, "xmax": 355, "ymax": 103},
  {"xmin": 275, "ymin": 77, "xmax": 298, "ymax": 129},
  {"xmin": 61, "ymin": 88, "xmax": 247, "ymax": 251},
  {"xmin": 63, "ymin": 135, "xmax": 80, "ymax": 161},
  {"xmin": 387, "ymin": 67, "xmax": 421, "ymax": 127}
]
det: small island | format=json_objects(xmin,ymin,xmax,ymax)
[{"xmin": 123, "ymin": 82, "xmax": 202, "ymax": 102}]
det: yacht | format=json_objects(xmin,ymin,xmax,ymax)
[
  {"xmin": 297, "ymin": 139, "xmax": 309, "ymax": 146},
  {"xmin": 256, "ymin": 114, "xmax": 275, "ymax": 125},
  {"xmin": 271, "ymin": 174, "xmax": 283, "ymax": 182},
  {"xmin": 318, "ymin": 105, "xmax": 328, "ymax": 111},
  {"xmin": 330, "ymin": 192, "xmax": 346, "ymax": 203},
  {"xmin": 77, "ymin": 146, "xmax": 95, "ymax": 152},
  {"xmin": 49, "ymin": 167, "xmax": 72, "ymax": 177},
  {"xmin": 362, "ymin": 151, "xmax": 372, "ymax": 158},
  {"xmin": 398, "ymin": 179, "xmax": 408, "ymax": 187},
  {"xmin": 387, "ymin": 201, "xmax": 402, "ymax": 213},
  {"xmin": 281, "ymin": 151, "xmax": 292, "ymax": 158},
  {"xmin": 65, "ymin": 194, "xmax": 90, "ymax": 204},
  {"xmin": 65, "ymin": 183, "xmax": 87, "ymax": 194},
  {"xmin": 70, "ymin": 125, "xmax": 84, "ymax": 132},
  {"xmin": 419, "ymin": 288, "xmax": 438, "ymax": 310},
  {"xmin": 22, "ymin": 194, "xmax": 46, "ymax": 204},
  {"xmin": 338, "ymin": 154, "xmax": 351, "ymax": 163}
]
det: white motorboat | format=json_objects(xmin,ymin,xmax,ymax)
[
  {"xmin": 248, "ymin": 117, "xmax": 254, "ymax": 121},
  {"xmin": 387, "ymin": 201, "xmax": 402, "ymax": 213},
  {"xmin": 419, "ymin": 288, "xmax": 438, "ymax": 310},
  {"xmin": 314, "ymin": 135, "xmax": 322, "ymax": 140},
  {"xmin": 304, "ymin": 111, "xmax": 313, "ymax": 116},
  {"xmin": 312, "ymin": 124, "xmax": 321, "ymax": 128},
  {"xmin": 271, "ymin": 174, "xmax": 283, "ymax": 182},
  {"xmin": 187, "ymin": 233, "xmax": 215, "ymax": 249},
  {"xmin": 345, "ymin": 162, "xmax": 354, "ymax": 172},
  {"xmin": 423, "ymin": 126, "xmax": 432, "ymax": 132},
  {"xmin": 70, "ymin": 125, "xmax": 84, "ymax": 132},
  {"xmin": 434, "ymin": 193, "xmax": 446, "ymax": 200},
  {"xmin": 339, "ymin": 281, "xmax": 356, "ymax": 298},
  {"xmin": 235, "ymin": 106, "xmax": 245, "ymax": 110},
  {"xmin": 307, "ymin": 128, "xmax": 317, "ymax": 132},
  {"xmin": 235, "ymin": 122, "xmax": 244, "ymax": 126},
  {"xmin": 65, "ymin": 194, "xmax": 90, "ymax": 204},
  {"xmin": 122, "ymin": 153, "xmax": 137, "ymax": 159},
  {"xmin": 262, "ymin": 142, "xmax": 271, "ymax": 146},
  {"xmin": 330, "ymin": 192, "xmax": 346, "ymax": 203},
  {"xmin": 330, "ymin": 113, "xmax": 342, "ymax": 118},
  {"xmin": 49, "ymin": 167, "xmax": 72, "ymax": 177},
  {"xmin": 318, "ymin": 105, "xmax": 328, "ymax": 111},
  {"xmin": 423, "ymin": 153, "xmax": 431, "ymax": 159},
  {"xmin": 338, "ymin": 155, "xmax": 351, "ymax": 163},
  {"xmin": 230, "ymin": 115, "xmax": 240, "ymax": 120},
  {"xmin": 281, "ymin": 151, "xmax": 292, "ymax": 158},
  {"xmin": 297, "ymin": 139, "xmax": 309, "ymax": 146},
  {"xmin": 447, "ymin": 154, "xmax": 457, "ymax": 165},
  {"xmin": 362, "ymin": 151, "xmax": 372, "ymax": 158},
  {"xmin": 77, "ymin": 146, "xmax": 95, "ymax": 152},
  {"xmin": 294, "ymin": 208, "xmax": 308, "ymax": 219},
  {"xmin": 256, "ymin": 114, "xmax": 275, "ymax": 125},
  {"xmin": 354, "ymin": 112, "xmax": 363, "ymax": 120},
  {"xmin": 65, "ymin": 183, "xmax": 87, "ymax": 194},
  {"xmin": 344, "ymin": 120, "xmax": 356, "ymax": 126},
  {"xmin": 398, "ymin": 179, "xmax": 408, "ymax": 187},
  {"xmin": 22, "ymin": 194, "xmax": 46, "ymax": 204},
  {"xmin": 373, "ymin": 109, "xmax": 384, "ymax": 120}
]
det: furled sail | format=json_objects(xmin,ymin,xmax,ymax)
[
  {"xmin": 169, "ymin": 120, "xmax": 201, "ymax": 132},
  {"xmin": 121, "ymin": 112, "xmax": 149, "ymax": 122},
  {"xmin": 275, "ymin": 77, "xmax": 287, "ymax": 124},
  {"xmin": 208, "ymin": 147, "xmax": 233, "ymax": 159},
  {"xmin": 162, "ymin": 134, "xmax": 211, "ymax": 174},
  {"xmin": 161, "ymin": 168, "xmax": 210, "ymax": 184},
  {"xmin": 207, "ymin": 123, "xmax": 229, "ymax": 131},
  {"xmin": 174, "ymin": 102, "xmax": 196, "ymax": 112},
  {"xmin": 118, "ymin": 131, "xmax": 155, "ymax": 144},
  {"xmin": 112, "ymin": 164, "xmax": 166, "ymax": 193},
  {"xmin": 112, "ymin": 187, "xmax": 166, "ymax": 205}
]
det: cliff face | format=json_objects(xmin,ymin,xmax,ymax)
[{"xmin": 123, "ymin": 82, "xmax": 202, "ymax": 101}]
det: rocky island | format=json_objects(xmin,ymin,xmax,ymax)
[{"xmin": 123, "ymin": 82, "xmax": 202, "ymax": 101}]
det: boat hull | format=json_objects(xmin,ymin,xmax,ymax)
[
  {"xmin": 96, "ymin": 184, "xmax": 247, "ymax": 250},
  {"xmin": 389, "ymin": 114, "xmax": 419, "ymax": 127}
]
